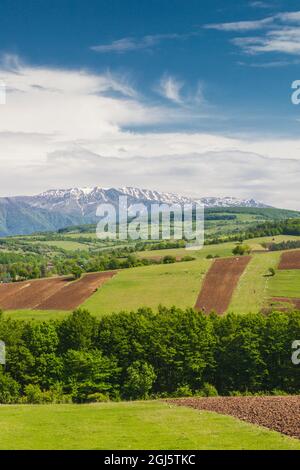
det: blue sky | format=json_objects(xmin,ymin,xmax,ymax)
[{"xmin": 0, "ymin": 0, "xmax": 300, "ymax": 207}]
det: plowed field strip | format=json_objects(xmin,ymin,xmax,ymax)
[
  {"xmin": 279, "ymin": 251, "xmax": 300, "ymax": 270},
  {"xmin": 36, "ymin": 272, "xmax": 116, "ymax": 310},
  {"xmin": 0, "ymin": 272, "xmax": 116, "ymax": 311},
  {"xmin": 195, "ymin": 256, "xmax": 251, "ymax": 314},
  {"xmin": 0, "ymin": 278, "xmax": 69, "ymax": 309}
]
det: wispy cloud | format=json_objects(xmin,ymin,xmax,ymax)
[
  {"xmin": 156, "ymin": 75, "xmax": 206, "ymax": 108},
  {"xmin": 204, "ymin": 17, "xmax": 274, "ymax": 32},
  {"xmin": 91, "ymin": 33, "xmax": 189, "ymax": 53},
  {"xmin": 249, "ymin": 1, "xmax": 274, "ymax": 9},
  {"xmin": 157, "ymin": 75, "xmax": 184, "ymax": 104},
  {"xmin": 205, "ymin": 10, "xmax": 300, "ymax": 57}
]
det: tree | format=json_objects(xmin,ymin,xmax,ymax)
[
  {"xmin": 63, "ymin": 349, "xmax": 119, "ymax": 402},
  {"xmin": 58, "ymin": 309, "xmax": 98, "ymax": 352},
  {"xmin": 123, "ymin": 361, "xmax": 156, "ymax": 400},
  {"xmin": 0, "ymin": 369, "xmax": 20, "ymax": 403},
  {"xmin": 232, "ymin": 244, "xmax": 251, "ymax": 256},
  {"xmin": 72, "ymin": 265, "xmax": 83, "ymax": 280}
]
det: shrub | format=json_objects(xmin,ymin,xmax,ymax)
[
  {"xmin": 162, "ymin": 255, "xmax": 176, "ymax": 264},
  {"xmin": 232, "ymin": 244, "xmax": 251, "ymax": 256},
  {"xmin": 181, "ymin": 256, "xmax": 195, "ymax": 262},
  {"xmin": 23, "ymin": 384, "xmax": 45, "ymax": 404},
  {"xmin": 173, "ymin": 385, "xmax": 193, "ymax": 397},
  {"xmin": 0, "ymin": 370, "xmax": 20, "ymax": 404},
  {"xmin": 87, "ymin": 392, "xmax": 110, "ymax": 403},
  {"xmin": 195, "ymin": 383, "xmax": 218, "ymax": 397}
]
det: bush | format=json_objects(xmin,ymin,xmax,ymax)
[
  {"xmin": 195, "ymin": 383, "xmax": 218, "ymax": 397},
  {"xmin": 162, "ymin": 255, "xmax": 176, "ymax": 264},
  {"xmin": 181, "ymin": 256, "xmax": 195, "ymax": 262},
  {"xmin": 0, "ymin": 370, "xmax": 20, "ymax": 404},
  {"xmin": 232, "ymin": 244, "xmax": 251, "ymax": 256},
  {"xmin": 86, "ymin": 392, "xmax": 110, "ymax": 403},
  {"xmin": 23, "ymin": 384, "xmax": 46, "ymax": 404},
  {"xmin": 173, "ymin": 385, "xmax": 193, "ymax": 397},
  {"xmin": 271, "ymin": 389, "xmax": 288, "ymax": 396}
]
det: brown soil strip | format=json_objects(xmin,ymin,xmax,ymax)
[
  {"xmin": 279, "ymin": 251, "xmax": 300, "ymax": 269},
  {"xmin": 0, "ymin": 282, "xmax": 29, "ymax": 307},
  {"xmin": 0, "ymin": 277, "xmax": 70, "ymax": 310},
  {"xmin": 168, "ymin": 396, "xmax": 300, "ymax": 440},
  {"xmin": 195, "ymin": 256, "xmax": 251, "ymax": 314},
  {"xmin": 36, "ymin": 271, "xmax": 116, "ymax": 310},
  {"xmin": 0, "ymin": 272, "xmax": 116, "ymax": 311}
]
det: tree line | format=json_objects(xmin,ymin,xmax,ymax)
[{"xmin": 0, "ymin": 307, "xmax": 299, "ymax": 404}]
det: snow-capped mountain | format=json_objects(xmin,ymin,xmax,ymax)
[
  {"xmin": 0, "ymin": 186, "xmax": 271, "ymax": 236},
  {"xmin": 25, "ymin": 186, "xmax": 270, "ymax": 211}
]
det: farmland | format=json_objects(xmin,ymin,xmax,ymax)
[
  {"xmin": 0, "ymin": 401, "xmax": 299, "ymax": 450},
  {"xmin": 2, "ymin": 236, "xmax": 300, "ymax": 320},
  {"xmin": 83, "ymin": 258, "xmax": 211, "ymax": 315},
  {"xmin": 1, "ymin": 210, "xmax": 300, "ymax": 322},
  {"xmin": 195, "ymin": 256, "xmax": 251, "ymax": 314},
  {"xmin": 0, "ymin": 272, "xmax": 115, "ymax": 311}
]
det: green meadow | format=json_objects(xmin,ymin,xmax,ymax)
[
  {"xmin": 268, "ymin": 270, "xmax": 300, "ymax": 298},
  {"xmin": 83, "ymin": 258, "xmax": 211, "ymax": 315},
  {"xmin": 0, "ymin": 402, "xmax": 299, "ymax": 450}
]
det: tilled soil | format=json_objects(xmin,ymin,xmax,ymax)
[
  {"xmin": 195, "ymin": 256, "xmax": 251, "ymax": 314},
  {"xmin": 36, "ymin": 271, "xmax": 115, "ymax": 310},
  {"xmin": 279, "ymin": 251, "xmax": 300, "ymax": 269},
  {"xmin": 0, "ymin": 277, "xmax": 71, "ymax": 310},
  {"xmin": 0, "ymin": 272, "xmax": 116, "ymax": 310},
  {"xmin": 168, "ymin": 396, "xmax": 300, "ymax": 439}
]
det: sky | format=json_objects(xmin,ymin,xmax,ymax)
[{"xmin": 0, "ymin": 0, "xmax": 300, "ymax": 208}]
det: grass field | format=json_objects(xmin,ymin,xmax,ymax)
[
  {"xmin": 31, "ymin": 240, "xmax": 90, "ymax": 251},
  {"xmin": 83, "ymin": 259, "xmax": 211, "ymax": 315},
  {"xmin": 228, "ymin": 252, "xmax": 281, "ymax": 314},
  {"xmin": 0, "ymin": 401, "xmax": 299, "ymax": 450},
  {"xmin": 138, "ymin": 236, "xmax": 300, "ymax": 261},
  {"xmin": 268, "ymin": 270, "xmax": 300, "ymax": 298}
]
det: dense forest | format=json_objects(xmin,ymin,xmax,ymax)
[{"xmin": 0, "ymin": 308, "xmax": 299, "ymax": 404}]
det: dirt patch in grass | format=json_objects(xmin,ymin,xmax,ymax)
[
  {"xmin": 195, "ymin": 256, "xmax": 251, "ymax": 314},
  {"xmin": 168, "ymin": 396, "xmax": 300, "ymax": 439},
  {"xmin": 279, "ymin": 251, "xmax": 300, "ymax": 270}
]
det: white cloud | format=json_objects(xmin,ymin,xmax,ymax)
[
  {"xmin": 0, "ymin": 56, "xmax": 300, "ymax": 208},
  {"xmin": 205, "ymin": 10, "xmax": 300, "ymax": 57},
  {"xmin": 157, "ymin": 75, "xmax": 184, "ymax": 104},
  {"xmin": 204, "ymin": 17, "xmax": 274, "ymax": 32},
  {"xmin": 233, "ymin": 27, "xmax": 300, "ymax": 55}
]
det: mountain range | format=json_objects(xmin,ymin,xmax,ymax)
[{"xmin": 0, "ymin": 186, "xmax": 272, "ymax": 236}]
